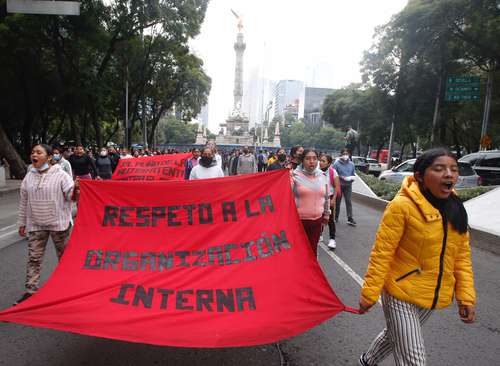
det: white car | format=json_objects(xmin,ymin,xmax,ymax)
[
  {"xmin": 365, "ymin": 158, "xmax": 383, "ymax": 177},
  {"xmin": 379, "ymin": 159, "xmax": 480, "ymax": 188}
]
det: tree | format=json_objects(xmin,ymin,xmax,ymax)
[
  {"xmin": 0, "ymin": 0, "xmax": 211, "ymax": 177},
  {"xmin": 359, "ymin": 0, "xmax": 500, "ymax": 152},
  {"xmin": 161, "ymin": 117, "xmax": 197, "ymax": 144},
  {"xmin": 322, "ymin": 86, "xmax": 393, "ymax": 155}
]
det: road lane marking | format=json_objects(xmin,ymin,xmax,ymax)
[
  {"xmin": 320, "ymin": 242, "xmax": 381, "ymax": 306},
  {"xmin": 320, "ymin": 242, "xmax": 364, "ymax": 286},
  {"xmin": 0, "ymin": 224, "xmax": 16, "ymax": 232},
  {"xmin": 0, "ymin": 229, "xmax": 17, "ymax": 240}
]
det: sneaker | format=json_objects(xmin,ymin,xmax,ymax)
[
  {"xmin": 13, "ymin": 292, "xmax": 32, "ymax": 306},
  {"xmin": 347, "ymin": 218, "xmax": 357, "ymax": 226},
  {"xmin": 358, "ymin": 353, "xmax": 376, "ymax": 366},
  {"xmin": 327, "ymin": 239, "xmax": 336, "ymax": 249}
]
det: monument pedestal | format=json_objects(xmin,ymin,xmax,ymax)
[{"xmin": 216, "ymin": 114, "xmax": 253, "ymax": 146}]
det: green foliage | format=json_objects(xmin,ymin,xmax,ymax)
[
  {"xmin": 322, "ymin": 86, "xmax": 393, "ymax": 152},
  {"xmin": 357, "ymin": 171, "xmax": 493, "ymax": 202},
  {"xmin": 159, "ymin": 117, "xmax": 197, "ymax": 144},
  {"xmin": 357, "ymin": 172, "xmax": 401, "ymax": 201},
  {"xmin": 455, "ymin": 186, "xmax": 494, "ymax": 201},
  {"xmin": 279, "ymin": 121, "xmax": 345, "ymax": 150},
  {"xmin": 353, "ymin": 0, "xmax": 500, "ymax": 155},
  {"xmin": 0, "ymin": 0, "xmax": 211, "ymax": 159}
]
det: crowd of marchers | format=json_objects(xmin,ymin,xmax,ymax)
[{"xmin": 10, "ymin": 138, "xmax": 476, "ymax": 366}]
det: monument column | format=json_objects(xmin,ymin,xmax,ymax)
[
  {"xmin": 216, "ymin": 10, "xmax": 252, "ymax": 146},
  {"xmin": 233, "ymin": 28, "xmax": 246, "ymax": 112}
]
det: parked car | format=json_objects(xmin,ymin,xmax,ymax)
[
  {"xmin": 351, "ymin": 156, "xmax": 369, "ymax": 174},
  {"xmin": 459, "ymin": 150, "xmax": 500, "ymax": 186},
  {"xmin": 379, "ymin": 159, "xmax": 416, "ymax": 183},
  {"xmin": 456, "ymin": 161, "xmax": 482, "ymax": 188},
  {"xmin": 365, "ymin": 158, "xmax": 383, "ymax": 177},
  {"xmin": 379, "ymin": 159, "xmax": 480, "ymax": 188}
]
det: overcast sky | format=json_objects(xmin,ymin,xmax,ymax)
[{"xmin": 190, "ymin": 0, "xmax": 408, "ymax": 132}]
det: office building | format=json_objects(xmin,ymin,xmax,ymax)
[
  {"xmin": 273, "ymin": 80, "xmax": 303, "ymax": 118},
  {"xmin": 303, "ymin": 87, "xmax": 334, "ymax": 125}
]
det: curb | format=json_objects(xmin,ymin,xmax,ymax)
[
  {"xmin": 351, "ymin": 191, "xmax": 500, "ymax": 256},
  {"xmin": 351, "ymin": 191, "xmax": 388, "ymax": 211},
  {"xmin": 468, "ymin": 228, "xmax": 500, "ymax": 256},
  {"xmin": 0, "ymin": 187, "xmax": 20, "ymax": 197}
]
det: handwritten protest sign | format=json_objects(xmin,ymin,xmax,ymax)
[{"xmin": 112, "ymin": 153, "xmax": 190, "ymax": 181}]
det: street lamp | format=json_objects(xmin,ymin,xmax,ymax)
[{"xmin": 261, "ymin": 101, "xmax": 272, "ymax": 148}]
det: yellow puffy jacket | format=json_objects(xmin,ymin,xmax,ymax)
[{"xmin": 361, "ymin": 176, "xmax": 476, "ymax": 309}]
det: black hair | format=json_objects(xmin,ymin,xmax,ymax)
[
  {"xmin": 290, "ymin": 145, "xmax": 303, "ymax": 157},
  {"xmin": 414, "ymin": 148, "xmax": 468, "ymax": 234},
  {"xmin": 413, "ymin": 148, "xmax": 456, "ymax": 177},
  {"xmin": 33, "ymin": 143, "xmax": 52, "ymax": 156},
  {"xmin": 201, "ymin": 146, "xmax": 213, "ymax": 155},
  {"xmin": 300, "ymin": 148, "xmax": 319, "ymax": 162},
  {"xmin": 321, "ymin": 153, "xmax": 333, "ymax": 164}
]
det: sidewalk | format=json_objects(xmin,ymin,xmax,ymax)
[
  {"xmin": 464, "ymin": 186, "xmax": 500, "ymax": 237},
  {"xmin": 352, "ymin": 173, "xmax": 377, "ymax": 197},
  {"xmin": 0, "ymin": 179, "xmax": 22, "ymax": 197}
]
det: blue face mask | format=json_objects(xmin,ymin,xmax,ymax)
[
  {"xmin": 53, "ymin": 154, "xmax": 61, "ymax": 162},
  {"xmin": 37, "ymin": 163, "xmax": 50, "ymax": 172}
]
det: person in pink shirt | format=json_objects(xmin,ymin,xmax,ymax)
[
  {"xmin": 319, "ymin": 153, "xmax": 341, "ymax": 249},
  {"xmin": 184, "ymin": 148, "xmax": 200, "ymax": 180},
  {"xmin": 291, "ymin": 149, "xmax": 331, "ymax": 256}
]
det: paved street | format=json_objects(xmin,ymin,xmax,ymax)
[{"xmin": 1, "ymin": 191, "xmax": 499, "ymax": 365}]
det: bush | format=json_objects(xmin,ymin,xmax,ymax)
[
  {"xmin": 357, "ymin": 171, "xmax": 400, "ymax": 201},
  {"xmin": 357, "ymin": 172, "xmax": 493, "ymax": 202},
  {"xmin": 455, "ymin": 186, "xmax": 494, "ymax": 201}
]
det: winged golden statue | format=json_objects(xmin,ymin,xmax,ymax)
[{"xmin": 231, "ymin": 9, "xmax": 243, "ymax": 32}]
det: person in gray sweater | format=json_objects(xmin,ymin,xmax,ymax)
[
  {"xmin": 237, "ymin": 147, "xmax": 256, "ymax": 175},
  {"xmin": 333, "ymin": 148, "xmax": 357, "ymax": 226}
]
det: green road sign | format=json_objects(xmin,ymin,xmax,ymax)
[
  {"xmin": 445, "ymin": 94, "xmax": 481, "ymax": 102},
  {"xmin": 446, "ymin": 76, "xmax": 480, "ymax": 85},
  {"xmin": 445, "ymin": 75, "xmax": 481, "ymax": 102},
  {"xmin": 446, "ymin": 86, "xmax": 480, "ymax": 93}
]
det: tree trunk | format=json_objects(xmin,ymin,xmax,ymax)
[
  {"xmin": 431, "ymin": 74, "xmax": 442, "ymax": 147},
  {"xmin": 69, "ymin": 114, "xmax": 82, "ymax": 145},
  {"xmin": 48, "ymin": 114, "xmax": 66, "ymax": 145},
  {"xmin": 451, "ymin": 117, "xmax": 462, "ymax": 159},
  {"xmin": 91, "ymin": 112, "xmax": 103, "ymax": 148},
  {"xmin": 0, "ymin": 124, "xmax": 27, "ymax": 179}
]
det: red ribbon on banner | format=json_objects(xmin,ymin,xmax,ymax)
[
  {"xmin": 112, "ymin": 152, "xmax": 190, "ymax": 181},
  {"xmin": 0, "ymin": 170, "xmax": 349, "ymax": 347}
]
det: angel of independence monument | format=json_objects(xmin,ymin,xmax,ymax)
[{"xmin": 216, "ymin": 11, "xmax": 253, "ymax": 146}]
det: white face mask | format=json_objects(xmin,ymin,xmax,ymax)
[
  {"xmin": 100, "ymin": 151, "xmax": 107, "ymax": 157},
  {"xmin": 341, "ymin": 155, "xmax": 349, "ymax": 161}
]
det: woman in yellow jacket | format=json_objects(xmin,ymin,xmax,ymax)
[{"xmin": 358, "ymin": 148, "xmax": 476, "ymax": 366}]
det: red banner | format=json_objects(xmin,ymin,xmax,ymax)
[
  {"xmin": 0, "ymin": 170, "xmax": 349, "ymax": 347},
  {"xmin": 112, "ymin": 153, "xmax": 190, "ymax": 181}
]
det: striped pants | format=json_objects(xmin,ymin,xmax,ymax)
[{"xmin": 363, "ymin": 292, "xmax": 433, "ymax": 366}]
